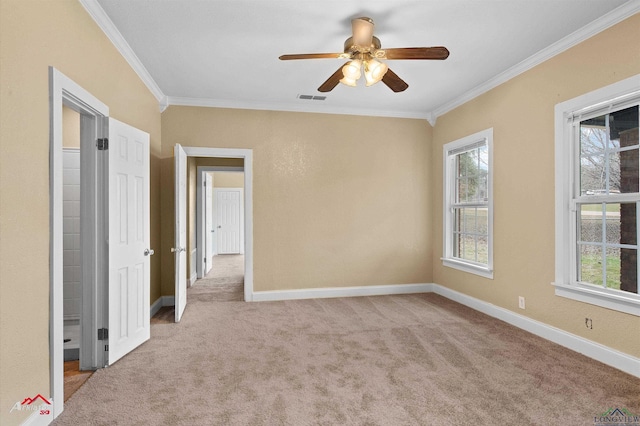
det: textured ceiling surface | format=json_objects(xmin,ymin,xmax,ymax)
[{"xmin": 94, "ymin": 0, "xmax": 632, "ymax": 119}]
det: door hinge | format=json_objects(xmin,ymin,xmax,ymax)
[
  {"xmin": 204, "ymin": 258, "xmax": 206, "ymax": 263},
  {"xmin": 105, "ymin": 345, "xmax": 109, "ymax": 352},
  {"xmin": 97, "ymin": 138, "xmax": 109, "ymax": 150},
  {"xmin": 98, "ymin": 328, "xmax": 109, "ymax": 340}
]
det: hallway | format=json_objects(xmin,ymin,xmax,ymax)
[{"xmin": 191, "ymin": 254, "xmax": 244, "ymax": 301}]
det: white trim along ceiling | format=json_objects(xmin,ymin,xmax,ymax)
[{"xmin": 81, "ymin": 0, "xmax": 640, "ymax": 125}]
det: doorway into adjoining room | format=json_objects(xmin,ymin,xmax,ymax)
[{"xmin": 195, "ymin": 166, "xmax": 245, "ymax": 302}]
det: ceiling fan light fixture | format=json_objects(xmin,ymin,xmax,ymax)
[
  {"xmin": 279, "ymin": 16, "xmax": 448, "ymax": 93},
  {"xmin": 340, "ymin": 59, "xmax": 362, "ymax": 87},
  {"xmin": 364, "ymin": 59, "xmax": 388, "ymax": 86}
]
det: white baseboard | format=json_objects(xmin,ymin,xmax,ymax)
[
  {"xmin": 189, "ymin": 273, "xmax": 197, "ymax": 287},
  {"xmin": 252, "ymin": 283, "xmax": 434, "ymax": 302},
  {"xmin": 20, "ymin": 403, "xmax": 54, "ymax": 426},
  {"xmin": 250, "ymin": 282, "xmax": 638, "ymax": 378},
  {"xmin": 430, "ymin": 284, "xmax": 640, "ymax": 378},
  {"xmin": 150, "ymin": 297, "xmax": 163, "ymax": 318},
  {"xmin": 150, "ymin": 295, "xmax": 176, "ymax": 318}
]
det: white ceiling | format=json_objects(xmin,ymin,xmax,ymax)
[{"xmin": 88, "ymin": 0, "xmax": 637, "ymax": 122}]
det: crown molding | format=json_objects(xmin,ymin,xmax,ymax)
[
  {"xmin": 431, "ymin": 0, "xmax": 640, "ymax": 120},
  {"xmin": 80, "ymin": 0, "xmax": 166, "ymax": 107},
  {"xmin": 165, "ymin": 96, "xmax": 431, "ymax": 121}
]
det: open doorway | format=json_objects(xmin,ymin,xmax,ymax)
[
  {"xmin": 50, "ymin": 68, "xmax": 152, "ymax": 420},
  {"xmin": 50, "ymin": 68, "xmax": 110, "ymax": 418},
  {"xmin": 172, "ymin": 146, "xmax": 254, "ymax": 321},
  {"xmin": 195, "ymin": 167, "xmax": 244, "ymax": 270},
  {"xmin": 196, "ymin": 168, "xmax": 245, "ymax": 301},
  {"xmin": 61, "ymin": 108, "xmax": 95, "ymax": 400}
]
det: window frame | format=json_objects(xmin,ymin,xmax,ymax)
[
  {"xmin": 442, "ymin": 128, "xmax": 494, "ymax": 279},
  {"xmin": 554, "ymin": 74, "xmax": 640, "ymax": 316}
]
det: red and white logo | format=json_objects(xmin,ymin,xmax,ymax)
[{"xmin": 10, "ymin": 393, "xmax": 51, "ymax": 416}]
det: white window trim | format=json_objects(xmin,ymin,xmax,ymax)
[
  {"xmin": 554, "ymin": 74, "xmax": 640, "ymax": 316},
  {"xmin": 442, "ymin": 128, "xmax": 494, "ymax": 279}
]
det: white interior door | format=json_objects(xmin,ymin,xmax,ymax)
[
  {"xmin": 215, "ymin": 189, "xmax": 242, "ymax": 254},
  {"xmin": 174, "ymin": 144, "xmax": 188, "ymax": 322},
  {"xmin": 205, "ymin": 173, "xmax": 214, "ymax": 275},
  {"xmin": 108, "ymin": 118, "xmax": 150, "ymax": 365}
]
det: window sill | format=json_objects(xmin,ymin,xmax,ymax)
[
  {"xmin": 553, "ymin": 282, "xmax": 640, "ymax": 316},
  {"xmin": 442, "ymin": 258, "xmax": 493, "ymax": 279}
]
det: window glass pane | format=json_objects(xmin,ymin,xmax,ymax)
[
  {"xmin": 580, "ymin": 106, "xmax": 639, "ymax": 196},
  {"xmin": 452, "ymin": 207, "xmax": 489, "ymax": 264},
  {"xmin": 579, "ymin": 204, "xmax": 603, "ymax": 243},
  {"xmin": 604, "ymin": 203, "xmax": 620, "ymax": 245},
  {"xmin": 454, "ymin": 208, "xmax": 463, "ymax": 234},
  {"xmin": 455, "ymin": 146, "xmax": 488, "ymax": 203},
  {"xmin": 458, "ymin": 235, "xmax": 475, "ymax": 262},
  {"xmin": 463, "ymin": 208, "xmax": 476, "ymax": 233},
  {"xmin": 602, "ymin": 203, "xmax": 638, "ymax": 245},
  {"xmin": 617, "ymin": 104, "xmax": 639, "ymax": 194},
  {"xmin": 580, "ymin": 116, "xmax": 607, "ymax": 196},
  {"xmin": 605, "ymin": 247, "xmax": 621, "ymax": 291},
  {"xmin": 580, "ymin": 154, "xmax": 605, "ymax": 195},
  {"xmin": 476, "ymin": 207, "xmax": 488, "ymax": 237},
  {"xmin": 456, "ymin": 177, "xmax": 470, "ymax": 203},
  {"xmin": 619, "ymin": 149, "xmax": 639, "ymax": 193},
  {"xmin": 579, "ymin": 245, "xmax": 602, "ymax": 286},
  {"xmin": 477, "ymin": 236, "xmax": 489, "ymax": 264},
  {"xmin": 619, "ymin": 203, "xmax": 637, "ymax": 245},
  {"xmin": 619, "ymin": 247, "xmax": 638, "ymax": 293}
]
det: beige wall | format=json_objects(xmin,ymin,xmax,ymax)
[
  {"xmin": 213, "ymin": 171, "xmax": 244, "ymax": 188},
  {"xmin": 62, "ymin": 106, "xmax": 80, "ymax": 148},
  {"xmin": 0, "ymin": 1, "xmax": 161, "ymax": 424},
  {"xmin": 432, "ymin": 14, "xmax": 640, "ymax": 357},
  {"xmin": 196, "ymin": 157, "xmax": 244, "ymax": 168},
  {"xmin": 161, "ymin": 109, "xmax": 434, "ymax": 294}
]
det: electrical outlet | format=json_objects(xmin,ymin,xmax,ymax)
[
  {"xmin": 518, "ymin": 296, "xmax": 525, "ymax": 309},
  {"xmin": 585, "ymin": 318, "xmax": 593, "ymax": 329}
]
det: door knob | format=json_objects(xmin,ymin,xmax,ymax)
[
  {"xmin": 218, "ymin": 225, "xmax": 222, "ymax": 228},
  {"xmin": 144, "ymin": 248, "xmax": 155, "ymax": 256}
]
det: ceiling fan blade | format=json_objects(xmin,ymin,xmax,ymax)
[
  {"xmin": 279, "ymin": 53, "xmax": 346, "ymax": 60},
  {"xmin": 382, "ymin": 68, "xmax": 409, "ymax": 92},
  {"xmin": 381, "ymin": 47, "xmax": 450, "ymax": 60},
  {"xmin": 352, "ymin": 17, "xmax": 374, "ymax": 47},
  {"xmin": 318, "ymin": 64, "xmax": 347, "ymax": 92}
]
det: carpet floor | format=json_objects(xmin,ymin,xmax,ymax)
[{"xmin": 53, "ymin": 289, "xmax": 639, "ymax": 425}]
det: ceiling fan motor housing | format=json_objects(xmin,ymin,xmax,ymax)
[{"xmin": 344, "ymin": 36, "xmax": 382, "ymax": 54}]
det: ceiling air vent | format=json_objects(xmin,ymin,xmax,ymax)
[{"xmin": 298, "ymin": 95, "xmax": 326, "ymax": 101}]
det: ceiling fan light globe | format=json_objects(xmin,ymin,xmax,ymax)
[
  {"xmin": 339, "ymin": 76, "xmax": 358, "ymax": 87},
  {"xmin": 364, "ymin": 59, "xmax": 388, "ymax": 86},
  {"xmin": 342, "ymin": 60, "xmax": 362, "ymax": 80}
]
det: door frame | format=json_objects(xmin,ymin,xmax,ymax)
[
  {"xmin": 196, "ymin": 166, "xmax": 244, "ymax": 279},
  {"xmin": 49, "ymin": 67, "xmax": 109, "ymax": 419},
  {"xmin": 183, "ymin": 148, "xmax": 253, "ymax": 301}
]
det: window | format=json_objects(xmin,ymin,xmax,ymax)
[
  {"xmin": 443, "ymin": 128, "xmax": 493, "ymax": 278},
  {"xmin": 555, "ymin": 74, "xmax": 640, "ymax": 316}
]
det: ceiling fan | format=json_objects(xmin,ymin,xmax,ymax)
[{"xmin": 279, "ymin": 17, "xmax": 449, "ymax": 93}]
